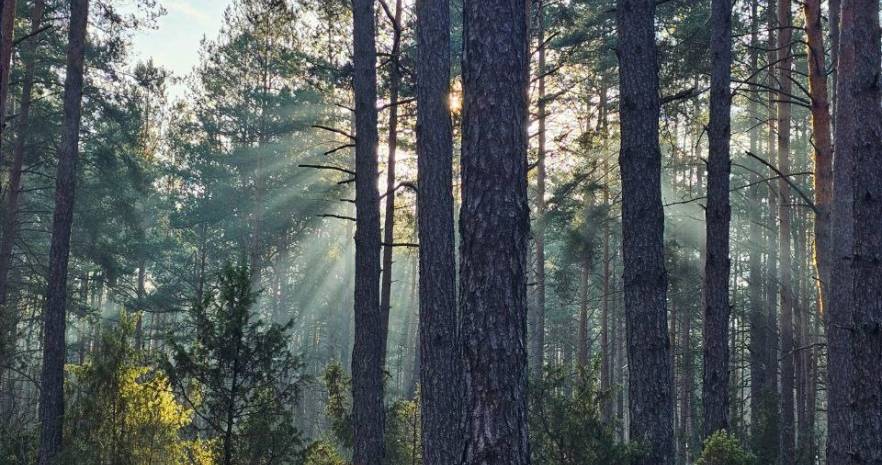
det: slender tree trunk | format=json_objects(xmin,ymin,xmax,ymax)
[
  {"xmin": 37, "ymin": 2, "xmax": 89, "ymax": 464},
  {"xmin": 350, "ymin": 0, "xmax": 385, "ymax": 463},
  {"xmin": 747, "ymin": 0, "xmax": 772, "ymax": 453},
  {"xmin": 803, "ymin": 0, "xmax": 833, "ymax": 316},
  {"xmin": 776, "ymin": 0, "xmax": 796, "ymax": 461},
  {"xmin": 702, "ymin": 0, "xmax": 733, "ymax": 438},
  {"xmin": 678, "ymin": 293, "xmax": 693, "ymax": 464},
  {"xmin": 415, "ymin": 0, "xmax": 462, "ymax": 462},
  {"xmin": 379, "ymin": 0, "xmax": 402, "ymax": 365},
  {"xmin": 0, "ymin": 0, "xmax": 15, "ymax": 163},
  {"xmin": 0, "ymin": 0, "xmax": 44, "ymax": 395},
  {"xmin": 460, "ymin": 1, "xmax": 530, "ymax": 464},
  {"xmin": 134, "ymin": 262, "xmax": 146, "ymax": 350},
  {"xmin": 842, "ymin": 0, "xmax": 882, "ymax": 462},
  {"xmin": 577, "ymin": 256, "xmax": 589, "ymax": 368},
  {"xmin": 530, "ymin": 0, "xmax": 547, "ymax": 378},
  {"xmin": 615, "ymin": 0, "xmax": 673, "ymax": 463},
  {"xmin": 600, "ymin": 98, "xmax": 613, "ymax": 423}
]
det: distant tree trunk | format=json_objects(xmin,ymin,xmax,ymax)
[
  {"xmin": 615, "ymin": 0, "xmax": 674, "ymax": 463},
  {"xmin": 746, "ymin": 0, "xmax": 770, "ymax": 453},
  {"xmin": 135, "ymin": 262, "xmax": 146, "ymax": 350},
  {"xmin": 379, "ymin": 0, "xmax": 402, "ymax": 365},
  {"xmin": 0, "ymin": 0, "xmax": 15, "ymax": 161},
  {"xmin": 761, "ymin": 3, "xmax": 782, "ymax": 463},
  {"xmin": 600, "ymin": 99, "xmax": 613, "ymax": 424},
  {"xmin": 37, "ymin": 1, "xmax": 89, "ymax": 464},
  {"xmin": 459, "ymin": 1, "xmax": 530, "ymax": 465},
  {"xmin": 350, "ymin": 0, "xmax": 385, "ymax": 464},
  {"xmin": 678, "ymin": 299, "xmax": 693, "ymax": 465},
  {"xmin": 803, "ymin": 0, "xmax": 833, "ymax": 316},
  {"xmin": 776, "ymin": 0, "xmax": 796, "ymax": 461},
  {"xmin": 702, "ymin": 0, "xmax": 732, "ymax": 438},
  {"xmin": 415, "ymin": 0, "xmax": 462, "ymax": 462},
  {"xmin": 530, "ymin": 0, "xmax": 547, "ymax": 378},
  {"xmin": 841, "ymin": 0, "xmax": 882, "ymax": 462},
  {"xmin": 577, "ymin": 256, "xmax": 590, "ymax": 368},
  {"xmin": 0, "ymin": 0, "xmax": 44, "ymax": 393}
]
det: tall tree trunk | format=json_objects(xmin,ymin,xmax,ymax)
[
  {"xmin": 747, "ymin": 0, "xmax": 771, "ymax": 454},
  {"xmin": 842, "ymin": 0, "xmax": 882, "ymax": 462},
  {"xmin": 531, "ymin": 0, "xmax": 547, "ymax": 378},
  {"xmin": 37, "ymin": 1, "xmax": 89, "ymax": 464},
  {"xmin": 415, "ymin": 0, "xmax": 462, "ymax": 462},
  {"xmin": 0, "ymin": 0, "xmax": 44, "ymax": 394},
  {"xmin": 702, "ymin": 0, "xmax": 733, "ymax": 438},
  {"xmin": 379, "ymin": 0, "xmax": 402, "ymax": 367},
  {"xmin": 600, "ymin": 98, "xmax": 613, "ymax": 424},
  {"xmin": 803, "ymin": 0, "xmax": 833, "ymax": 316},
  {"xmin": 350, "ymin": 0, "xmax": 385, "ymax": 463},
  {"xmin": 776, "ymin": 0, "xmax": 796, "ymax": 461},
  {"xmin": 459, "ymin": 1, "xmax": 530, "ymax": 465},
  {"xmin": 761, "ymin": 3, "xmax": 782, "ymax": 463},
  {"xmin": 826, "ymin": 0, "xmax": 857, "ymax": 462},
  {"xmin": 0, "ymin": 0, "xmax": 15, "ymax": 164},
  {"xmin": 615, "ymin": 0, "xmax": 673, "ymax": 463}
]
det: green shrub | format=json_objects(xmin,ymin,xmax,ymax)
[{"xmin": 696, "ymin": 431, "xmax": 754, "ymax": 465}]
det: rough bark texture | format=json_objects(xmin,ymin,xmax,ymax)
[
  {"xmin": 615, "ymin": 0, "xmax": 673, "ymax": 464},
  {"xmin": 350, "ymin": 1, "xmax": 385, "ymax": 464},
  {"xmin": 776, "ymin": 0, "xmax": 795, "ymax": 461},
  {"xmin": 702, "ymin": 0, "xmax": 732, "ymax": 438},
  {"xmin": 826, "ymin": 1, "xmax": 856, "ymax": 463},
  {"xmin": 37, "ymin": 1, "xmax": 89, "ymax": 464},
  {"xmin": 459, "ymin": 1, "xmax": 531, "ymax": 465},
  {"xmin": 530, "ymin": 0, "xmax": 547, "ymax": 378},
  {"xmin": 577, "ymin": 257, "xmax": 589, "ymax": 368},
  {"xmin": 842, "ymin": 1, "xmax": 882, "ymax": 463},
  {"xmin": 803, "ymin": 0, "xmax": 833, "ymax": 316},
  {"xmin": 415, "ymin": 0, "xmax": 463, "ymax": 463}
]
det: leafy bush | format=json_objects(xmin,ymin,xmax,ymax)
[{"xmin": 696, "ymin": 431, "xmax": 754, "ymax": 465}]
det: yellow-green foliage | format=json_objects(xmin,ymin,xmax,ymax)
[
  {"xmin": 66, "ymin": 315, "xmax": 214, "ymax": 465},
  {"xmin": 303, "ymin": 440, "xmax": 347, "ymax": 465},
  {"xmin": 696, "ymin": 431, "xmax": 754, "ymax": 465}
]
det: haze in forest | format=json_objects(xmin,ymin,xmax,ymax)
[{"xmin": 0, "ymin": 1, "xmax": 881, "ymax": 465}]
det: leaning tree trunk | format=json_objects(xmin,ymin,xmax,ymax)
[
  {"xmin": 459, "ymin": 1, "xmax": 530, "ymax": 465},
  {"xmin": 840, "ymin": 0, "xmax": 882, "ymax": 462},
  {"xmin": 37, "ymin": 1, "xmax": 89, "ymax": 464},
  {"xmin": 702, "ymin": 0, "xmax": 733, "ymax": 439},
  {"xmin": 0, "ymin": 0, "xmax": 44, "ymax": 396},
  {"xmin": 350, "ymin": 0, "xmax": 385, "ymax": 464},
  {"xmin": 615, "ymin": 0, "xmax": 674, "ymax": 464},
  {"xmin": 776, "ymin": 1, "xmax": 796, "ymax": 462},
  {"xmin": 415, "ymin": 0, "xmax": 463, "ymax": 462}
]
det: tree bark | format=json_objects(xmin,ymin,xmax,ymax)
[
  {"xmin": 350, "ymin": 0, "xmax": 385, "ymax": 464},
  {"xmin": 841, "ymin": 1, "xmax": 882, "ymax": 462},
  {"xmin": 37, "ymin": 1, "xmax": 89, "ymax": 464},
  {"xmin": 415, "ymin": 0, "xmax": 463, "ymax": 462},
  {"xmin": 702, "ymin": 0, "xmax": 732, "ymax": 438},
  {"xmin": 459, "ymin": 1, "xmax": 531, "ymax": 465},
  {"xmin": 803, "ymin": 0, "xmax": 833, "ymax": 316},
  {"xmin": 615, "ymin": 0, "xmax": 673, "ymax": 463},
  {"xmin": 577, "ymin": 256, "xmax": 590, "ymax": 368}
]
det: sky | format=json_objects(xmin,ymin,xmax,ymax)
[{"xmin": 128, "ymin": 0, "xmax": 233, "ymax": 98}]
